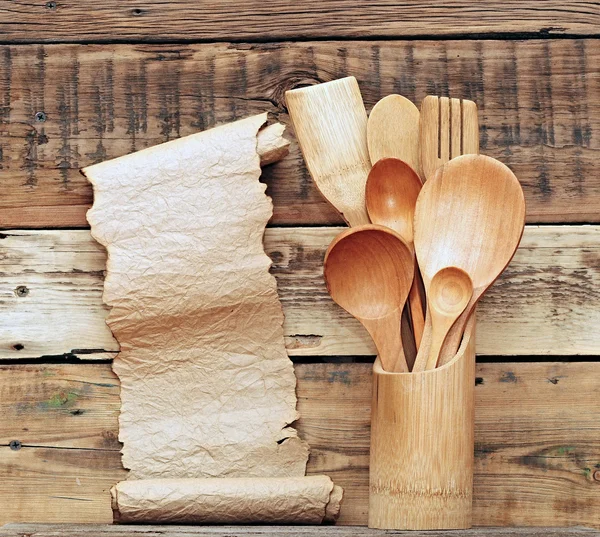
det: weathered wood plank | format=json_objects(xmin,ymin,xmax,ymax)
[
  {"xmin": 1, "ymin": 362, "xmax": 598, "ymax": 527},
  {"xmin": 1, "ymin": 1, "xmax": 599, "ymax": 42},
  {"xmin": 1, "ymin": 525, "xmax": 598, "ymax": 537},
  {"xmin": 0, "ymin": 41, "xmax": 599, "ymax": 227},
  {"xmin": 0, "ymin": 226, "xmax": 598, "ymax": 359}
]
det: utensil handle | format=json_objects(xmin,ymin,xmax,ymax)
[
  {"xmin": 438, "ymin": 306, "xmax": 474, "ymax": 366},
  {"xmin": 408, "ymin": 269, "xmax": 425, "ymax": 350}
]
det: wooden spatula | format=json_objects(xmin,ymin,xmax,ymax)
[
  {"xmin": 286, "ymin": 77, "xmax": 371, "ymax": 226},
  {"xmin": 420, "ymin": 96, "xmax": 479, "ymax": 181}
]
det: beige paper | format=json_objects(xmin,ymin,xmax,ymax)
[
  {"xmin": 112, "ymin": 477, "xmax": 343, "ymax": 524},
  {"xmin": 83, "ymin": 113, "xmax": 341, "ymax": 523}
]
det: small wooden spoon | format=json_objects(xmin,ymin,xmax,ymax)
[
  {"xmin": 367, "ymin": 94, "xmax": 422, "ymax": 178},
  {"xmin": 324, "ymin": 224, "xmax": 414, "ymax": 373},
  {"xmin": 365, "ymin": 158, "xmax": 426, "ymax": 349},
  {"xmin": 413, "ymin": 154, "xmax": 526, "ymax": 371},
  {"xmin": 286, "ymin": 77, "xmax": 371, "ymax": 226},
  {"xmin": 425, "ymin": 267, "xmax": 473, "ymax": 370}
]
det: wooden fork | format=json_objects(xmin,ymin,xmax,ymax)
[{"xmin": 420, "ymin": 96, "xmax": 479, "ymax": 181}]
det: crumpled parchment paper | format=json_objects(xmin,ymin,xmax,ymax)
[{"xmin": 83, "ymin": 113, "xmax": 342, "ymax": 524}]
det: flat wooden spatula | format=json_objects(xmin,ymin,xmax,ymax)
[
  {"xmin": 286, "ymin": 77, "xmax": 371, "ymax": 226},
  {"xmin": 420, "ymin": 96, "xmax": 479, "ymax": 181}
]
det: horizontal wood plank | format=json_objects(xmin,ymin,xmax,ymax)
[
  {"xmin": 1, "ymin": 525, "xmax": 598, "ymax": 537},
  {"xmin": 0, "ymin": 40, "xmax": 599, "ymax": 227},
  {"xmin": 0, "ymin": 226, "xmax": 598, "ymax": 359},
  {"xmin": 0, "ymin": 1, "xmax": 599, "ymax": 42},
  {"xmin": 1, "ymin": 362, "xmax": 598, "ymax": 527}
]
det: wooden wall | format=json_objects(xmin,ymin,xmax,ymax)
[{"xmin": 0, "ymin": 1, "xmax": 598, "ymax": 529}]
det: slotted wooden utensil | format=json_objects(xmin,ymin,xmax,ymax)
[
  {"xmin": 420, "ymin": 95, "xmax": 479, "ymax": 181},
  {"xmin": 324, "ymin": 224, "xmax": 414, "ymax": 373},
  {"xmin": 412, "ymin": 155, "xmax": 526, "ymax": 371},
  {"xmin": 286, "ymin": 77, "xmax": 371, "ymax": 226},
  {"xmin": 367, "ymin": 94, "xmax": 422, "ymax": 178}
]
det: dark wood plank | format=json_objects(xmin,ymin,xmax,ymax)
[
  {"xmin": 0, "ymin": 40, "xmax": 599, "ymax": 227},
  {"xmin": 0, "ymin": 1, "xmax": 599, "ymax": 42},
  {"xmin": 1, "ymin": 524, "xmax": 597, "ymax": 537},
  {"xmin": 1, "ymin": 362, "xmax": 598, "ymax": 527}
]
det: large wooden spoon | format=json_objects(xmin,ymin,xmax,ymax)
[
  {"xmin": 324, "ymin": 224, "xmax": 414, "ymax": 373},
  {"xmin": 412, "ymin": 154, "xmax": 526, "ymax": 371},
  {"xmin": 367, "ymin": 94, "xmax": 422, "ymax": 178},
  {"xmin": 426, "ymin": 267, "xmax": 473, "ymax": 370},
  {"xmin": 365, "ymin": 158, "xmax": 426, "ymax": 350},
  {"xmin": 286, "ymin": 77, "xmax": 371, "ymax": 226}
]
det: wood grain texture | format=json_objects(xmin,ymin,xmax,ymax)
[
  {"xmin": 0, "ymin": 1, "xmax": 599, "ymax": 42},
  {"xmin": 1, "ymin": 362, "xmax": 598, "ymax": 527},
  {"xmin": 369, "ymin": 319, "xmax": 475, "ymax": 529},
  {"xmin": 0, "ymin": 40, "xmax": 599, "ymax": 227},
  {"xmin": 1, "ymin": 526, "xmax": 598, "ymax": 537},
  {"xmin": 0, "ymin": 226, "xmax": 598, "ymax": 359}
]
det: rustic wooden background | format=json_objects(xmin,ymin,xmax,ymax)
[{"xmin": 0, "ymin": 1, "xmax": 599, "ymax": 530}]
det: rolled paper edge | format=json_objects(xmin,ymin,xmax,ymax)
[
  {"xmin": 325, "ymin": 485, "xmax": 344, "ymax": 523},
  {"xmin": 111, "ymin": 476, "xmax": 343, "ymax": 525},
  {"xmin": 257, "ymin": 122, "xmax": 290, "ymax": 166}
]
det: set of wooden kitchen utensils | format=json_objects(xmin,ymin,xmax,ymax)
[{"xmin": 286, "ymin": 77, "xmax": 526, "ymax": 530}]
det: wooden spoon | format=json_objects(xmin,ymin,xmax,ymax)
[
  {"xmin": 412, "ymin": 154, "xmax": 526, "ymax": 371},
  {"xmin": 324, "ymin": 224, "xmax": 414, "ymax": 373},
  {"xmin": 420, "ymin": 95, "xmax": 479, "ymax": 181},
  {"xmin": 367, "ymin": 94, "xmax": 422, "ymax": 178},
  {"xmin": 285, "ymin": 77, "xmax": 371, "ymax": 226},
  {"xmin": 425, "ymin": 267, "xmax": 473, "ymax": 370},
  {"xmin": 365, "ymin": 158, "xmax": 426, "ymax": 350}
]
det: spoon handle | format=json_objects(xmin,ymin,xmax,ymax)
[
  {"xmin": 408, "ymin": 268, "xmax": 426, "ymax": 350},
  {"xmin": 363, "ymin": 314, "xmax": 408, "ymax": 373},
  {"xmin": 438, "ymin": 306, "xmax": 475, "ymax": 366},
  {"xmin": 411, "ymin": 308, "xmax": 433, "ymax": 372}
]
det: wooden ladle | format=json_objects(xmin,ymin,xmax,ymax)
[
  {"xmin": 365, "ymin": 158, "xmax": 426, "ymax": 349},
  {"xmin": 413, "ymin": 154, "xmax": 526, "ymax": 371},
  {"xmin": 324, "ymin": 224, "xmax": 414, "ymax": 373},
  {"xmin": 426, "ymin": 267, "xmax": 473, "ymax": 370}
]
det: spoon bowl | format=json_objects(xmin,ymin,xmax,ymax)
[
  {"xmin": 324, "ymin": 224, "xmax": 414, "ymax": 372},
  {"xmin": 367, "ymin": 94, "xmax": 422, "ymax": 178},
  {"xmin": 365, "ymin": 158, "xmax": 426, "ymax": 349},
  {"xmin": 413, "ymin": 154, "xmax": 526, "ymax": 370},
  {"xmin": 425, "ymin": 267, "xmax": 473, "ymax": 370}
]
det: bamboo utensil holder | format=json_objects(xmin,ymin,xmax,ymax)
[{"xmin": 369, "ymin": 314, "xmax": 476, "ymax": 530}]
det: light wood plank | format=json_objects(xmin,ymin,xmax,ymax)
[
  {"xmin": 0, "ymin": 41, "xmax": 599, "ymax": 227},
  {"xmin": 1, "ymin": 524, "xmax": 597, "ymax": 537},
  {"xmin": 0, "ymin": 1, "xmax": 599, "ymax": 42},
  {"xmin": 1, "ymin": 362, "xmax": 598, "ymax": 527},
  {"xmin": 0, "ymin": 226, "xmax": 598, "ymax": 359}
]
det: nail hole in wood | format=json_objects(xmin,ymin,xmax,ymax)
[
  {"xmin": 35, "ymin": 111, "xmax": 47, "ymax": 122},
  {"xmin": 15, "ymin": 286, "xmax": 29, "ymax": 297},
  {"xmin": 13, "ymin": 344, "xmax": 24, "ymax": 351},
  {"xmin": 9, "ymin": 440, "xmax": 22, "ymax": 451},
  {"xmin": 131, "ymin": 8, "xmax": 144, "ymax": 16}
]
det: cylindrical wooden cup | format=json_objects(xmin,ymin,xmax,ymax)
[{"xmin": 369, "ymin": 314, "xmax": 476, "ymax": 530}]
